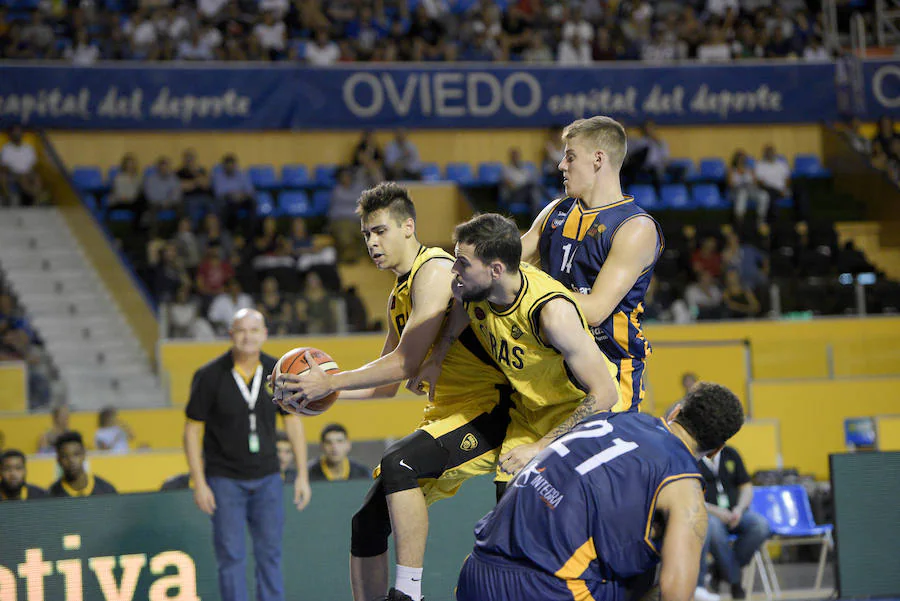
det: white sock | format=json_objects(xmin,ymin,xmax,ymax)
[{"xmin": 395, "ymin": 564, "xmax": 423, "ymax": 601}]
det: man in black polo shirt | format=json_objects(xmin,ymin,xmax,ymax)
[
  {"xmin": 48, "ymin": 431, "xmax": 118, "ymax": 497},
  {"xmin": 0, "ymin": 449, "xmax": 48, "ymax": 501},
  {"xmin": 183, "ymin": 308, "xmax": 311, "ymax": 601},
  {"xmin": 696, "ymin": 445, "xmax": 770, "ymax": 601}
]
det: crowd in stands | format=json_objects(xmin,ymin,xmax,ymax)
[
  {"xmin": 0, "ymin": 0, "xmax": 839, "ymax": 65},
  {"xmin": 0, "ymin": 280, "xmax": 53, "ymax": 408},
  {"xmin": 840, "ymin": 115, "xmax": 900, "ymax": 186}
]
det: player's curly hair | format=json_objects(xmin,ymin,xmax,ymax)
[
  {"xmin": 54, "ymin": 430, "xmax": 85, "ymax": 452},
  {"xmin": 453, "ymin": 213, "xmax": 521, "ymax": 272},
  {"xmin": 674, "ymin": 382, "xmax": 744, "ymax": 452},
  {"xmin": 356, "ymin": 182, "xmax": 416, "ymax": 223}
]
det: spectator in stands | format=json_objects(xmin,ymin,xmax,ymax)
[
  {"xmin": 276, "ymin": 430, "xmax": 297, "ymax": 484},
  {"xmin": 0, "ymin": 450, "xmax": 47, "ymax": 501},
  {"xmin": 197, "ymin": 213, "xmax": 234, "ymax": 260},
  {"xmin": 196, "ymin": 243, "xmax": 235, "ymax": 300},
  {"xmin": 254, "ymin": 11, "xmax": 286, "ymax": 60},
  {"xmin": 212, "ymin": 154, "xmax": 255, "ymax": 234},
  {"xmin": 722, "ymin": 270, "xmax": 761, "ymax": 319},
  {"xmin": 624, "ymin": 121, "xmax": 670, "ymax": 186},
  {"xmin": 501, "ymin": 147, "xmax": 540, "ymax": 211},
  {"xmin": 109, "ymin": 153, "xmax": 143, "ymax": 223},
  {"xmin": 65, "ymin": 28, "xmax": 100, "ymax": 64},
  {"xmin": 351, "ymin": 130, "xmax": 384, "ymax": 172},
  {"xmin": 290, "ymin": 217, "xmax": 341, "ymax": 291},
  {"xmin": 871, "ymin": 116, "xmax": 897, "ymax": 159},
  {"xmin": 177, "ymin": 149, "xmax": 213, "ymax": 216},
  {"xmin": 682, "ymin": 371, "xmax": 699, "ymax": 397},
  {"xmin": 728, "ymin": 150, "xmax": 769, "ymax": 228},
  {"xmin": 125, "ymin": 10, "xmax": 160, "ymax": 60},
  {"xmin": 177, "ymin": 27, "xmax": 216, "ymax": 60},
  {"xmin": 94, "ymin": 407, "xmax": 135, "ymax": 454},
  {"xmin": 304, "ymin": 28, "xmax": 340, "ymax": 65},
  {"xmin": 408, "ymin": 4, "xmax": 448, "ymax": 60},
  {"xmin": 49, "ymin": 431, "xmax": 118, "ymax": 497},
  {"xmin": 330, "ymin": 167, "xmax": 366, "ymax": 263},
  {"xmin": 521, "ymin": 30, "xmax": 553, "ymax": 63},
  {"xmin": 722, "ymin": 231, "xmax": 769, "ymax": 292},
  {"xmin": 153, "ymin": 242, "xmax": 191, "ymax": 303},
  {"xmin": 557, "ymin": 31, "xmax": 592, "ymax": 64},
  {"xmin": 168, "ymin": 284, "xmax": 212, "ymax": 339},
  {"xmin": 802, "ymin": 35, "xmax": 829, "ymax": 61},
  {"xmin": 1, "ymin": 125, "xmax": 47, "ymax": 206},
  {"xmin": 753, "ymin": 145, "xmax": 791, "ymax": 217},
  {"xmin": 172, "ymin": 216, "xmax": 201, "ymax": 268},
  {"xmin": 21, "ymin": 12, "xmax": 54, "ymax": 58},
  {"xmin": 697, "ymin": 25, "xmax": 732, "ymax": 61},
  {"xmin": 461, "ymin": 29, "xmax": 500, "ymax": 61},
  {"xmin": 295, "ymin": 271, "xmax": 336, "ymax": 334},
  {"xmin": 0, "ymin": 292, "xmax": 50, "ymax": 409},
  {"xmin": 37, "ymin": 404, "xmax": 70, "ymax": 454},
  {"xmin": 307, "ymin": 423, "xmax": 370, "ymax": 482},
  {"xmin": 692, "ymin": 236, "xmax": 722, "ymax": 279},
  {"xmin": 257, "ymin": 276, "xmax": 293, "ymax": 336},
  {"xmin": 685, "ymin": 270, "xmax": 725, "ymax": 320},
  {"xmin": 143, "ymin": 157, "xmax": 183, "ymax": 223},
  {"xmin": 343, "ymin": 285, "xmax": 370, "ymax": 332},
  {"xmin": 541, "ymin": 127, "xmax": 565, "ymax": 189},
  {"xmin": 208, "ymin": 278, "xmax": 254, "ymax": 335},
  {"xmin": 696, "ymin": 445, "xmax": 770, "ymax": 601},
  {"xmin": 384, "ymin": 128, "xmax": 422, "ymax": 180}
]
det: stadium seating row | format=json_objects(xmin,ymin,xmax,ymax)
[{"xmin": 70, "ymin": 153, "xmax": 831, "ymax": 195}]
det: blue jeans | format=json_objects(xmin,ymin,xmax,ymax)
[
  {"xmin": 208, "ymin": 473, "xmax": 285, "ymax": 601},
  {"xmin": 698, "ymin": 510, "xmax": 770, "ymax": 586}
]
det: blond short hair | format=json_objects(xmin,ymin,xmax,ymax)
[{"xmin": 562, "ymin": 116, "xmax": 628, "ymax": 171}]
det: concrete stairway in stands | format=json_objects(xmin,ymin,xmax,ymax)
[{"xmin": 0, "ymin": 208, "xmax": 167, "ymax": 410}]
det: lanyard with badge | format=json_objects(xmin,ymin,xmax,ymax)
[{"xmin": 232, "ymin": 365, "xmax": 263, "ymax": 454}]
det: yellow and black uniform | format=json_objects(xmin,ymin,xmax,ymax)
[
  {"xmin": 352, "ymin": 246, "xmax": 514, "ymax": 559},
  {"xmin": 382, "ymin": 245, "xmax": 514, "ymax": 503},
  {"xmin": 464, "ymin": 262, "xmax": 618, "ymax": 482},
  {"xmin": 48, "ymin": 474, "xmax": 117, "ymax": 497},
  {"xmin": 307, "ymin": 457, "xmax": 371, "ymax": 482},
  {"xmin": 0, "ymin": 483, "xmax": 48, "ymax": 500}
]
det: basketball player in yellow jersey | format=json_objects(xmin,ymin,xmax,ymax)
[
  {"xmin": 411, "ymin": 213, "xmax": 620, "ymax": 478},
  {"xmin": 276, "ymin": 183, "xmax": 513, "ymax": 601}
]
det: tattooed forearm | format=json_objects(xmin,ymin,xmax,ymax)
[
  {"xmin": 685, "ymin": 480, "xmax": 708, "ymax": 544},
  {"xmin": 540, "ymin": 394, "xmax": 603, "ymax": 443}
]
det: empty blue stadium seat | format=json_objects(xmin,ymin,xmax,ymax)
[
  {"xmin": 660, "ymin": 184, "xmax": 691, "ymax": 209},
  {"xmin": 696, "ymin": 158, "xmax": 727, "ymax": 183},
  {"xmin": 278, "ymin": 191, "xmax": 312, "ymax": 217},
  {"xmin": 312, "ymin": 190, "xmax": 331, "ymax": 216},
  {"xmin": 477, "ymin": 162, "xmax": 504, "ymax": 185},
  {"xmin": 248, "ymin": 165, "xmax": 278, "ymax": 189},
  {"xmin": 256, "ymin": 191, "xmax": 276, "ymax": 217},
  {"xmin": 627, "ymin": 184, "xmax": 658, "ymax": 209},
  {"xmin": 692, "ymin": 183, "xmax": 727, "ymax": 209},
  {"xmin": 420, "ymin": 162, "xmax": 441, "ymax": 182},
  {"xmin": 107, "ymin": 208, "xmax": 133, "ymax": 222},
  {"xmin": 71, "ymin": 166, "xmax": 105, "ymax": 192},
  {"xmin": 314, "ymin": 164, "xmax": 338, "ymax": 187},
  {"xmin": 281, "ymin": 164, "xmax": 310, "ymax": 188},
  {"xmin": 445, "ymin": 163, "xmax": 475, "ymax": 185},
  {"xmin": 522, "ymin": 161, "xmax": 539, "ymax": 182},
  {"xmin": 793, "ymin": 154, "xmax": 831, "ymax": 178}
]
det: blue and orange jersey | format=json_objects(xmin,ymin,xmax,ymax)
[
  {"xmin": 537, "ymin": 196, "xmax": 663, "ymax": 361},
  {"xmin": 472, "ymin": 412, "xmax": 701, "ymax": 586}
]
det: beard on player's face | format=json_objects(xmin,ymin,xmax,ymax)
[
  {"xmin": 0, "ymin": 477, "xmax": 23, "ymax": 494},
  {"xmin": 460, "ymin": 281, "xmax": 492, "ymax": 302}
]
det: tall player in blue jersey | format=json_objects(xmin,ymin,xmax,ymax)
[
  {"xmin": 457, "ymin": 382, "xmax": 745, "ymax": 601},
  {"xmin": 521, "ymin": 116, "xmax": 663, "ymax": 412}
]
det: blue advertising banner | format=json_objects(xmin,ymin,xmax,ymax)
[
  {"xmin": 0, "ymin": 62, "xmax": 843, "ymax": 130},
  {"xmin": 862, "ymin": 59, "xmax": 900, "ymax": 118}
]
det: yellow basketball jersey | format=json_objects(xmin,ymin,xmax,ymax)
[
  {"xmin": 389, "ymin": 246, "xmax": 509, "ymax": 422},
  {"xmin": 464, "ymin": 262, "xmax": 618, "ymax": 412}
]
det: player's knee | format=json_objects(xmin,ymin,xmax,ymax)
[{"xmin": 380, "ymin": 444, "xmax": 423, "ymax": 495}]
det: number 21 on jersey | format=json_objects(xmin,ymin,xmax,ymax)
[{"xmin": 548, "ymin": 420, "xmax": 638, "ymax": 476}]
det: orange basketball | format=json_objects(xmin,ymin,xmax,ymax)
[{"xmin": 273, "ymin": 347, "xmax": 340, "ymax": 416}]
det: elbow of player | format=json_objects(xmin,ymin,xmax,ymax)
[{"xmin": 659, "ymin": 573, "xmax": 692, "ymax": 601}]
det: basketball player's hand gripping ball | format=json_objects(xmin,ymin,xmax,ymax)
[{"xmin": 272, "ymin": 348, "xmax": 340, "ymax": 416}]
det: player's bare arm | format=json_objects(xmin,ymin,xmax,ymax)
[
  {"xmin": 499, "ymin": 298, "xmax": 618, "ymax": 474},
  {"xmin": 279, "ymin": 259, "xmax": 454, "ymax": 405},
  {"xmin": 520, "ymin": 199, "xmax": 563, "ymax": 266},
  {"xmin": 337, "ymin": 312, "xmax": 402, "ymax": 401},
  {"xmin": 657, "ymin": 478, "xmax": 708, "ymax": 601},
  {"xmin": 406, "ymin": 298, "xmax": 471, "ymax": 400},
  {"xmin": 577, "ymin": 216, "xmax": 660, "ymax": 326}
]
